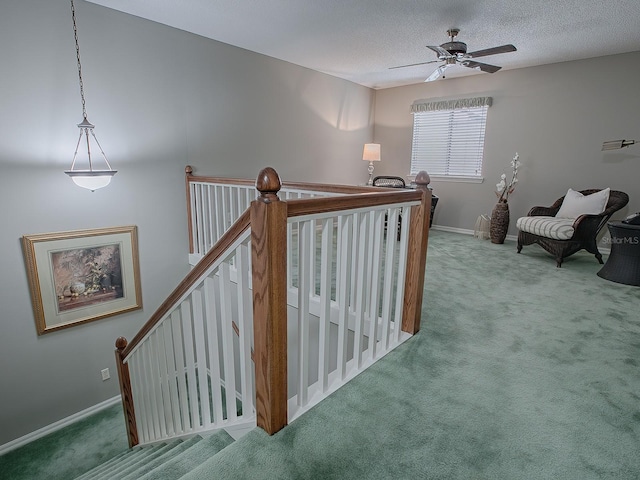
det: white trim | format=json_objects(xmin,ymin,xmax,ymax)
[
  {"xmin": 431, "ymin": 224, "xmax": 610, "ymax": 253},
  {"xmin": 224, "ymin": 422, "xmax": 255, "ymax": 440},
  {"xmin": 431, "ymin": 224, "xmax": 518, "ymax": 242},
  {"xmin": 429, "ymin": 176, "xmax": 485, "ymax": 184},
  {"xmin": 0, "ymin": 395, "xmax": 121, "ymax": 455}
]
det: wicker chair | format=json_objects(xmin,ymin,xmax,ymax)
[{"xmin": 516, "ymin": 189, "xmax": 629, "ymax": 267}]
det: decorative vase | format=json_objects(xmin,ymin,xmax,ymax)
[
  {"xmin": 490, "ymin": 201, "xmax": 510, "ymax": 244},
  {"xmin": 70, "ymin": 281, "xmax": 85, "ymax": 295}
]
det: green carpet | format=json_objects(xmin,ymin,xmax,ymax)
[
  {"xmin": 0, "ymin": 402, "xmax": 128, "ymax": 480},
  {"xmin": 182, "ymin": 231, "xmax": 640, "ymax": 479},
  {"xmin": 2, "ymin": 230, "xmax": 639, "ymax": 479}
]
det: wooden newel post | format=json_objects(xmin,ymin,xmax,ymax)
[
  {"xmin": 402, "ymin": 170, "xmax": 432, "ymax": 334},
  {"xmin": 251, "ymin": 167, "xmax": 288, "ymax": 435},
  {"xmin": 115, "ymin": 337, "xmax": 139, "ymax": 448},
  {"xmin": 185, "ymin": 165, "xmax": 195, "ymax": 255}
]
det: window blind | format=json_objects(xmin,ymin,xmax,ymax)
[{"xmin": 410, "ymin": 97, "xmax": 491, "ymax": 178}]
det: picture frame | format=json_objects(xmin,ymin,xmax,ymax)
[{"xmin": 22, "ymin": 226, "xmax": 142, "ymax": 335}]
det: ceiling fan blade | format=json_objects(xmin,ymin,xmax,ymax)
[
  {"xmin": 461, "ymin": 60, "xmax": 502, "ymax": 73},
  {"xmin": 425, "ymin": 64, "xmax": 451, "ymax": 82},
  {"xmin": 427, "ymin": 45, "xmax": 451, "ymax": 58},
  {"xmin": 389, "ymin": 59, "xmax": 439, "ymax": 70},
  {"xmin": 466, "ymin": 44, "xmax": 516, "ymax": 58}
]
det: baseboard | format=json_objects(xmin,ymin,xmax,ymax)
[
  {"xmin": 225, "ymin": 422, "xmax": 256, "ymax": 440},
  {"xmin": 431, "ymin": 224, "xmax": 518, "ymax": 242},
  {"xmin": 0, "ymin": 395, "xmax": 121, "ymax": 456}
]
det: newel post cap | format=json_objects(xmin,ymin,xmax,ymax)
[
  {"xmin": 116, "ymin": 336, "xmax": 128, "ymax": 352},
  {"xmin": 256, "ymin": 167, "xmax": 282, "ymax": 202},
  {"xmin": 415, "ymin": 170, "xmax": 431, "ymax": 187}
]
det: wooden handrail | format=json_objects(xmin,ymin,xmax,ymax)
[
  {"xmin": 185, "ymin": 165, "xmax": 388, "ymax": 195},
  {"xmin": 286, "ymin": 190, "xmax": 422, "ymax": 218},
  {"xmin": 120, "ymin": 209, "xmax": 251, "ymax": 360}
]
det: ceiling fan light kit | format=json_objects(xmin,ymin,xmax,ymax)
[{"xmin": 391, "ymin": 28, "xmax": 517, "ymax": 82}]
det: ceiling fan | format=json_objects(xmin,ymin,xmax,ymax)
[{"xmin": 390, "ymin": 28, "xmax": 517, "ymax": 82}]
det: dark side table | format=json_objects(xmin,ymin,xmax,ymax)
[{"xmin": 597, "ymin": 222, "xmax": 640, "ymax": 286}]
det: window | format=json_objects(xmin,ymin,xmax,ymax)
[{"xmin": 410, "ymin": 97, "xmax": 491, "ymax": 180}]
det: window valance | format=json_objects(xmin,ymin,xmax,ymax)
[{"xmin": 410, "ymin": 96, "xmax": 492, "ymax": 113}]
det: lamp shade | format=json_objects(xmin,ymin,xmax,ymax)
[{"xmin": 362, "ymin": 143, "xmax": 381, "ymax": 162}]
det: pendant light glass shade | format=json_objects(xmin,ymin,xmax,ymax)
[{"xmin": 66, "ymin": 170, "xmax": 116, "ymax": 191}]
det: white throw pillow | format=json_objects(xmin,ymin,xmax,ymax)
[{"xmin": 555, "ymin": 188, "xmax": 610, "ymax": 219}]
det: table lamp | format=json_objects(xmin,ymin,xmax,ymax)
[{"xmin": 362, "ymin": 143, "xmax": 381, "ymax": 185}]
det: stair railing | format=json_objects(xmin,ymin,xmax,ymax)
[
  {"xmin": 185, "ymin": 165, "xmax": 385, "ymax": 263},
  {"xmin": 117, "ymin": 166, "xmax": 431, "ymax": 446},
  {"xmin": 115, "ymin": 211, "xmax": 255, "ymax": 447},
  {"xmin": 250, "ymin": 168, "xmax": 431, "ymax": 432}
]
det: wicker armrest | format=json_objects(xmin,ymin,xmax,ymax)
[
  {"xmin": 572, "ymin": 213, "xmax": 607, "ymax": 235},
  {"xmin": 528, "ymin": 206, "xmax": 558, "ymax": 216}
]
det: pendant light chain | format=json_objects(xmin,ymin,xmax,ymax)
[{"xmin": 71, "ymin": 0, "xmax": 88, "ymax": 121}]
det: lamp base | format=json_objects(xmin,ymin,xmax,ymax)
[{"xmin": 367, "ymin": 162, "xmax": 375, "ymax": 186}]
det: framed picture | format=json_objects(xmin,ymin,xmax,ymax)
[{"xmin": 22, "ymin": 226, "xmax": 142, "ymax": 335}]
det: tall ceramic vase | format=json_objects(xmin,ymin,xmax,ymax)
[{"xmin": 490, "ymin": 201, "xmax": 509, "ymax": 244}]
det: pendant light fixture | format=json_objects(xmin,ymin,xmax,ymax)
[{"xmin": 65, "ymin": 0, "xmax": 116, "ymax": 191}]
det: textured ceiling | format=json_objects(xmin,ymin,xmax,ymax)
[{"xmin": 86, "ymin": 0, "xmax": 640, "ymax": 89}]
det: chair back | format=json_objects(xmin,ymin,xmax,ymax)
[
  {"xmin": 550, "ymin": 189, "xmax": 629, "ymax": 231},
  {"xmin": 373, "ymin": 176, "xmax": 406, "ymax": 188}
]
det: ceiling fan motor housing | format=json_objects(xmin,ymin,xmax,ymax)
[{"xmin": 441, "ymin": 41, "xmax": 467, "ymax": 56}]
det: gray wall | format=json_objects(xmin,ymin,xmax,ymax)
[
  {"xmin": 373, "ymin": 52, "xmax": 640, "ymax": 234},
  {"xmin": 0, "ymin": 0, "xmax": 373, "ymax": 445}
]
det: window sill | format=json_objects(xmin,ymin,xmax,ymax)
[{"xmin": 408, "ymin": 175, "xmax": 484, "ymax": 184}]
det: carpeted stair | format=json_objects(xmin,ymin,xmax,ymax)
[{"xmin": 73, "ymin": 430, "xmax": 235, "ymax": 480}]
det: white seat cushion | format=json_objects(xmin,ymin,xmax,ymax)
[{"xmin": 516, "ymin": 216, "xmax": 575, "ymax": 240}]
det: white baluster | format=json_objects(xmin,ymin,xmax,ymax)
[
  {"xmin": 380, "ymin": 208, "xmax": 398, "ymax": 349},
  {"xmin": 236, "ymin": 243, "xmax": 254, "ymax": 416},
  {"xmin": 154, "ymin": 327, "xmax": 173, "ymax": 437},
  {"xmin": 171, "ymin": 310, "xmax": 190, "ymax": 431},
  {"xmin": 219, "ymin": 262, "xmax": 237, "ymax": 421},
  {"xmin": 393, "ymin": 206, "xmax": 410, "ymax": 344},
  {"xmin": 181, "ymin": 299, "xmax": 201, "ymax": 429},
  {"xmin": 353, "ymin": 212, "xmax": 369, "ymax": 368},
  {"xmin": 318, "ymin": 217, "xmax": 333, "ymax": 392},
  {"xmin": 192, "ymin": 288, "xmax": 212, "ymax": 428},
  {"xmin": 162, "ymin": 321, "xmax": 182, "ymax": 436},
  {"xmin": 367, "ymin": 210, "xmax": 384, "ymax": 359},
  {"xmin": 297, "ymin": 219, "xmax": 312, "ymax": 406},
  {"xmin": 336, "ymin": 214, "xmax": 353, "ymax": 379},
  {"xmin": 203, "ymin": 275, "xmax": 224, "ymax": 424}
]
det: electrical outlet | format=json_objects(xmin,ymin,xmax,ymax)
[{"xmin": 101, "ymin": 368, "xmax": 110, "ymax": 381}]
